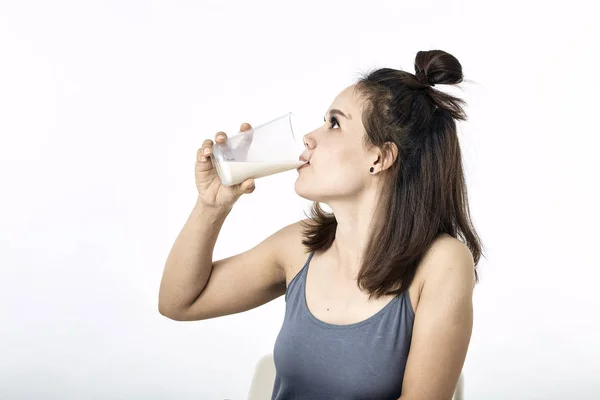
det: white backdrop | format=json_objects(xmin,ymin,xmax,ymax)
[{"xmin": 1, "ymin": 1, "xmax": 598, "ymax": 399}]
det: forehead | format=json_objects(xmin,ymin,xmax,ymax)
[{"xmin": 329, "ymin": 84, "xmax": 364, "ymax": 117}]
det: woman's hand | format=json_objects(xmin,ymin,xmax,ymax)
[{"xmin": 195, "ymin": 123, "xmax": 256, "ymax": 209}]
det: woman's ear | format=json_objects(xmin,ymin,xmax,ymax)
[{"xmin": 379, "ymin": 141, "xmax": 398, "ymax": 171}]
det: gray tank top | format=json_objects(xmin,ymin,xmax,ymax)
[{"xmin": 272, "ymin": 252, "xmax": 415, "ymax": 400}]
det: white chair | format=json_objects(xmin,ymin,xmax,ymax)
[
  {"xmin": 247, "ymin": 354, "xmax": 277, "ymax": 400},
  {"xmin": 248, "ymin": 354, "xmax": 464, "ymax": 400}
]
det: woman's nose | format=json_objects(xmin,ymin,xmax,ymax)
[{"xmin": 303, "ymin": 132, "xmax": 316, "ymax": 149}]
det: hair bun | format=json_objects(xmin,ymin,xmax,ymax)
[
  {"xmin": 415, "ymin": 69, "xmax": 435, "ymax": 86},
  {"xmin": 414, "ymin": 50, "xmax": 463, "ymax": 87}
]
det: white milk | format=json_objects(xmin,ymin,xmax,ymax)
[{"xmin": 216, "ymin": 160, "xmax": 306, "ymax": 186}]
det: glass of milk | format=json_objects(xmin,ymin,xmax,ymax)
[{"xmin": 210, "ymin": 112, "xmax": 307, "ymax": 186}]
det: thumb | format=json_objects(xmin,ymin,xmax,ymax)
[{"xmin": 231, "ymin": 178, "xmax": 255, "ymax": 197}]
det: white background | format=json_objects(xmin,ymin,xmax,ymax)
[{"xmin": 1, "ymin": 1, "xmax": 598, "ymax": 399}]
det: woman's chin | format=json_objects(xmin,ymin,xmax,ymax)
[
  {"xmin": 294, "ymin": 179, "xmax": 317, "ymax": 201},
  {"xmin": 294, "ymin": 180, "xmax": 306, "ymax": 197}
]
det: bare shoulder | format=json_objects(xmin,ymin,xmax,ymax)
[
  {"xmin": 422, "ymin": 234, "xmax": 475, "ymax": 281},
  {"xmin": 412, "ymin": 234, "xmax": 476, "ymax": 310},
  {"xmin": 270, "ymin": 218, "xmax": 312, "ymax": 285},
  {"xmin": 424, "ymin": 233, "xmax": 474, "ymax": 267}
]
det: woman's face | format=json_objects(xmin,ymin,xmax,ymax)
[{"xmin": 295, "ymin": 85, "xmax": 379, "ymax": 203}]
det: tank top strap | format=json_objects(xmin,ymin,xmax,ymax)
[{"xmin": 284, "ymin": 251, "xmax": 314, "ymax": 302}]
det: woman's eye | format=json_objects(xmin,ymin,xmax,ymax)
[{"xmin": 328, "ymin": 116, "xmax": 339, "ymax": 129}]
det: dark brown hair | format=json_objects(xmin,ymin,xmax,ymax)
[{"xmin": 301, "ymin": 50, "xmax": 484, "ymax": 299}]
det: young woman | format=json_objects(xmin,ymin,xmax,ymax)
[{"xmin": 159, "ymin": 49, "xmax": 484, "ymax": 400}]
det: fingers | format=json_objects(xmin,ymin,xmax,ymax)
[
  {"xmin": 240, "ymin": 123, "xmax": 253, "ymax": 144},
  {"xmin": 215, "ymin": 131, "xmax": 227, "ymax": 144},
  {"xmin": 198, "ymin": 131, "xmax": 227, "ymax": 163},
  {"xmin": 198, "ymin": 124, "xmax": 252, "ymax": 164},
  {"xmin": 197, "ymin": 139, "xmax": 213, "ymax": 163}
]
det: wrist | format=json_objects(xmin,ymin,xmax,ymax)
[{"xmin": 194, "ymin": 198, "xmax": 233, "ymax": 220}]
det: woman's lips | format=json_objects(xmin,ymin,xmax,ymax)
[{"xmin": 297, "ymin": 162, "xmax": 310, "ymax": 171}]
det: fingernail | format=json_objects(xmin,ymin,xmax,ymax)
[{"xmin": 203, "ymin": 148, "xmax": 210, "ymax": 155}]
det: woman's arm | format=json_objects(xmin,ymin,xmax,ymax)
[{"xmin": 399, "ymin": 238, "xmax": 476, "ymax": 400}]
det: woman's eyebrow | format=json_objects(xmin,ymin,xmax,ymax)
[{"xmin": 327, "ymin": 109, "xmax": 352, "ymax": 120}]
